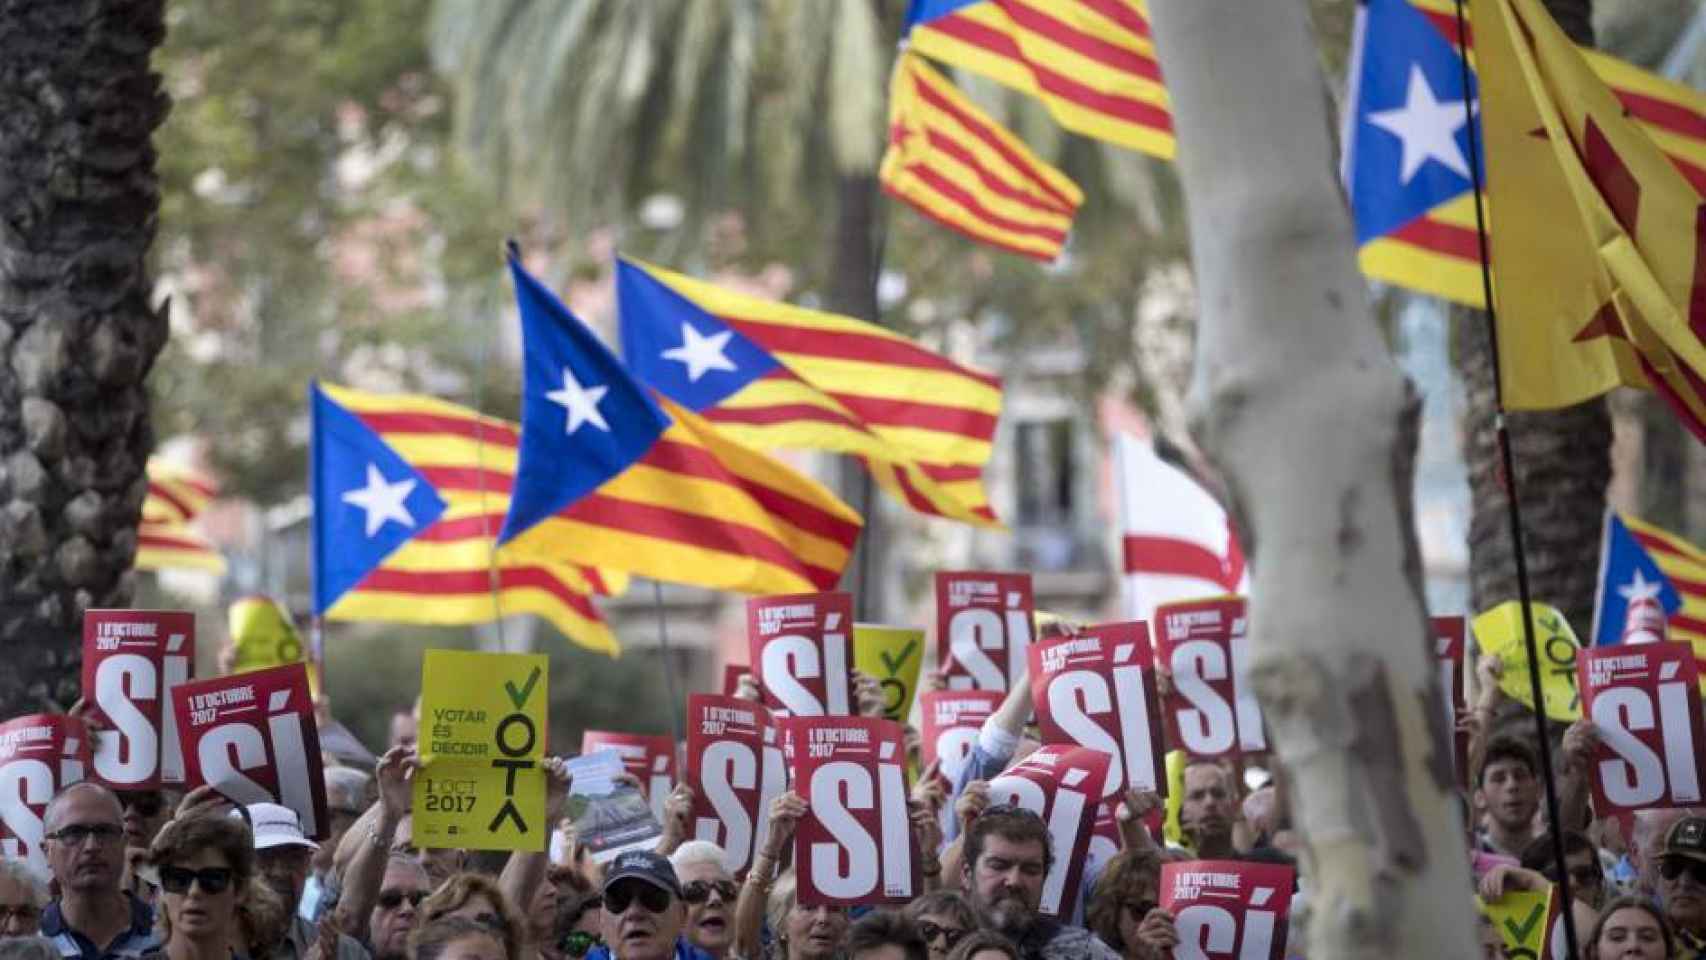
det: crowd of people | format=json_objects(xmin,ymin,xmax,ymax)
[{"xmin": 2, "ymin": 639, "xmax": 1701, "ymax": 960}]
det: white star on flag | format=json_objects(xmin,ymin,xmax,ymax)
[
  {"xmin": 341, "ymin": 463, "xmax": 418, "ymax": 537},
  {"xmin": 661, "ymin": 322, "xmax": 738, "ymax": 382},
  {"xmin": 1618, "ymin": 569, "xmax": 1665, "ymax": 605},
  {"xmin": 547, "ymin": 367, "xmax": 611, "ymax": 434},
  {"xmin": 1367, "ymin": 64, "xmax": 1475, "ymax": 184}
]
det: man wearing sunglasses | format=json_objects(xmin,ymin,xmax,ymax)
[
  {"xmin": 587, "ymin": 850, "xmax": 712, "ymax": 960},
  {"xmin": 1658, "ymin": 817, "xmax": 1706, "ymax": 956},
  {"xmin": 368, "ymin": 856, "xmax": 432, "ymax": 960},
  {"xmin": 39, "ymin": 783, "xmax": 156, "ymax": 960}
]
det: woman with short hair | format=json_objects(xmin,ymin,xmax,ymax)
[
  {"xmin": 901, "ymin": 892, "xmax": 979, "ymax": 960},
  {"xmin": 1084, "ymin": 850, "xmax": 1163, "ymax": 960},
  {"xmin": 419, "ymin": 874, "xmax": 525, "ymax": 960},
  {"xmin": 144, "ymin": 812, "xmax": 255, "ymax": 960},
  {"xmin": 669, "ymin": 842, "xmax": 736, "ymax": 960}
]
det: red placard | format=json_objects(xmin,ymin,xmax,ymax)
[
  {"xmin": 1160, "ymin": 860, "xmax": 1294, "ymax": 960},
  {"xmin": 1433, "ymin": 616, "xmax": 1470, "ymax": 788},
  {"xmin": 1154, "ymin": 598, "xmax": 1265, "ymax": 758},
  {"xmin": 686, "ymin": 695, "xmax": 786, "ymax": 875},
  {"xmin": 919, "ymin": 690, "xmax": 1002, "ymax": 784},
  {"xmin": 582, "ymin": 731, "xmax": 677, "ymax": 822},
  {"xmin": 985, "ymin": 744, "xmax": 1110, "ymax": 917},
  {"xmin": 788, "ymin": 716, "xmax": 916, "ymax": 907},
  {"xmin": 172, "ymin": 663, "xmax": 329, "ymax": 839},
  {"xmin": 935, "ymin": 572, "xmax": 1034, "ymax": 691},
  {"xmin": 82, "ymin": 609, "xmax": 196, "ymax": 788},
  {"xmin": 747, "ymin": 592, "xmax": 854, "ymax": 717},
  {"xmin": 1578, "ymin": 641, "xmax": 1706, "ymax": 814},
  {"xmin": 722, "ymin": 664, "xmax": 748, "ymax": 697},
  {"xmin": 0, "ymin": 715, "xmax": 90, "ymax": 870},
  {"xmin": 1030, "ymin": 622, "xmax": 1165, "ymax": 798}
]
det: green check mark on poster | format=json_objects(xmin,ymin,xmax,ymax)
[{"xmin": 504, "ymin": 666, "xmax": 542, "ymax": 710}]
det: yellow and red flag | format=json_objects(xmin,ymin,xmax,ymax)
[
  {"xmin": 617, "ymin": 257, "xmax": 1002, "ymax": 527},
  {"xmin": 902, "ymin": 0, "xmax": 1173, "ymax": 159},
  {"xmin": 311, "ymin": 383, "xmax": 625, "ymax": 654},
  {"xmin": 1474, "ymin": 0, "xmax": 1706, "ymax": 436},
  {"xmin": 1624, "ymin": 516, "xmax": 1706, "ymax": 685},
  {"xmin": 881, "ymin": 52, "xmax": 1083, "ymax": 262},
  {"xmin": 136, "ymin": 459, "xmax": 226, "ymax": 575}
]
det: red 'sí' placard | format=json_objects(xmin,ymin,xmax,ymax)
[
  {"xmin": 685, "ymin": 695, "xmax": 786, "ymax": 875},
  {"xmin": 582, "ymin": 731, "xmax": 677, "ymax": 823},
  {"xmin": 936, "ymin": 572, "xmax": 1034, "ymax": 692},
  {"xmin": 789, "ymin": 716, "xmax": 916, "ymax": 907},
  {"xmin": 1160, "ymin": 860, "xmax": 1294, "ymax": 960},
  {"xmin": 919, "ymin": 690, "xmax": 1002, "ymax": 784},
  {"xmin": 747, "ymin": 592, "xmax": 854, "ymax": 717},
  {"xmin": 1578, "ymin": 641, "xmax": 1706, "ymax": 814},
  {"xmin": 0, "ymin": 715, "xmax": 90, "ymax": 871},
  {"xmin": 1154, "ymin": 598, "xmax": 1266, "ymax": 758},
  {"xmin": 173, "ymin": 663, "xmax": 328, "ymax": 839},
  {"xmin": 985, "ymin": 744, "xmax": 1110, "ymax": 917},
  {"xmin": 1029, "ymin": 621, "xmax": 1165, "ymax": 798},
  {"xmin": 82, "ymin": 609, "xmax": 196, "ymax": 789}
]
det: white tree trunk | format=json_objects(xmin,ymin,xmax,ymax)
[{"xmin": 1145, "ymin": 2, "xmax": 1477, "ymax": 957}]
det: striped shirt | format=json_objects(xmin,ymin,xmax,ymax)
[{"xmin": 40, "ymin": 895, "xmax": 157, "ymax": 960}]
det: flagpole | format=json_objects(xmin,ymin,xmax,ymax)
[
  {"xmin": 1450, "ymin": 2, "xmax": 1580, "ymax": 955},
  {"xmin": 650, "ymin": 580, "xmax": 686, "ymax": 743}
]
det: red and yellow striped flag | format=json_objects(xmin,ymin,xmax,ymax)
[
  {"xmin": 317, "ymin": 384, "xmax": 625, "ymax": 654},
  {"xmin": 881, "ymin": 52, "xmax": 1083, "ymax": 262},
  {"xmin": 136, "ymin": 460, "xmax": 226, "ymax": 575},
  {"xmin": 903, "ymin": 0, "xmax": 1173, "ymax": 158},
  {"xmin": 1624, "ymin": 515, "xmax": 1706, "ymax": 688}
]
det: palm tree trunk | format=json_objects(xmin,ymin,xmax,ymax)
[
  {"xmin": 0, "ymin": 0, "xmax": 171, "ymax": 714},
  {"xmin": 1457, "ymin": 0, "xmax": 1605, "ymax": 635}
]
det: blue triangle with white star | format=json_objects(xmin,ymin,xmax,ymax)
[
  {"xmin": 616, "ymin": 259, "xmax": 778, "ymax": 411},
  {"xmin": 1345, "ymin": 0, "xmax": 1482, "ymax": 245},
  {"xmin": 499, "ymin": 255, "xmax": 672, "ymax": 544},
  {"xmin": 1591, "ymin": 511, "xmax": 1683, "ymax": 646},
  {"xmin": 309, "ymin": 382, "xmax": 447, "ymax": 613}
]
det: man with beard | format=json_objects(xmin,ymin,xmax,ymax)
[
  {"xmin": 1179, "ymin": 761, "xmax": 1238, "ymax": 859},
  {"xmin": 668, "ymin": 842, "xmax": 736, "ymax": 959},
  {"xmin": 243, "ymin": 802, "xmax": 371, "ymax": 960},
  {"xmin": 39, "ymin": 783, "xmax": 155, "ymax": 960},
  {"xmin": 1474, "ymin": 737, "xmax": 1541, "ymax": 859},
  {"xmin": 367, "ymin": 856, "xmax": 430, "ymax": 960},
  {"xmin": 1656, "ymin": 817, "xmax": 1706, "ymax": 956},
  {"xmin": 959, "ymin": 805, "xmax": 1119, "ymax": 960},
  {"xmin": 590, "ymin": 851, "xmax": 711, "ymax": 960}
]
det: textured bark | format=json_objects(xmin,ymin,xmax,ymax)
[
  {"xmin": 1148, "ymin": 0, "xmax": 1476, "ymax": 955},
  {"xmin": 1456, "ymin": 0, "xmax": 1608, "ymax": 636},
  {"xmin": 0, "ymin": 0, "xmax": 169, "ymax": 714}
]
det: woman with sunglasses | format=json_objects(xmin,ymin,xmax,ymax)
[
  {"xmin": 1084, "ymin": 850, "xmax": 1164, "ymax": 960},
  {"xmin": 419, "ymin": 874, "xmax": 526, "ymax": 960},
  {"xmin": 668, "ymin": 843, "xmax": 737, "ymax": 960},
  {"xmin": 901, "ymin": 892, "xmax": 978, "ymax": 960},
  {"xmin": 143, "ymin": 811, "xmax": 254, "ymax": 960}
]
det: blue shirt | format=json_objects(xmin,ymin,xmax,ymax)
[
  {"xmin": 586, "ymin": 938, "xmax": 714, "ymax": 960},
  {"xmin": 41, "ymin": 894, "xmax": 157, "ymax": 960}
]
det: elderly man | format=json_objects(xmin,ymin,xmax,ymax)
[
  {"xmin": 1657, "ymin": 817, "xmax": 1706, "ymax": 956},
  {"xmin": 589, "ymin": 850, "xmax": 712, "ymax": 960},
  {"xmin": 38, "ymin": 783, "xmax": 154, "ymax": 960},
  {"xmin": 366, "ymin": 856, "xmax": 430, "ymax": 960},
  {"xmin": 0, "ymin": 859, "xmax": 48, "ymax": 938},
  {"xmin": 959, "ymin": 805, "xmax": 1119, "ymax": 960},
  {"xmin": 242, "ymin": 802, "xmax": 370, "ymax": 960}
]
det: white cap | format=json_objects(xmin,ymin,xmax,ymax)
[{"xmin": 240, "ymin": 802, "xmax": 320, "ymax": 851}]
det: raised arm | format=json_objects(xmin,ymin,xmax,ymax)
[
  {"xmin": 334, "ymin": 746, "xmax": 412, "ymax": 938},
  {"xmin": 735, "ymin": 791, "xmax": 804, "ymax": 960},
  {"xmin": 498, "ymin": 757, "xmax": 571, "ymax": 928}
]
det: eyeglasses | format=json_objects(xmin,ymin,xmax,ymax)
[
  {"xmin": 117, "ymin": 791, "xmax": 164, "ymax": 819},
  {"xmin": 681, "ymin": 880, "xmax": 738, "ymax": 904},
  {"xmin": 558, "ymin": 931, "xmax": 603, "ymax": 958},
  {"xmin": 604, "ymin": 882, "xmax": 671, "ymax": 915},
  {"xmin": 1661, "ymin": 858, "xmax": 1706, "ymax": 886},
  {"xmin": 45, "ymin": 823, "xmax": 124, "ymax": 847},
  {"xmin": 377, "ymin": 889, "xmax": 428, "ymax": 911},
  {"xmin": 159, "ymin": 865, "xmax": 235, "ymax": 895},
  {"xmin": 917, "ymin": 922, "xmax": 967, "ymax": 948}
]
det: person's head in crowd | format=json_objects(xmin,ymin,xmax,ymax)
[
  {"xmin": 527, "ymin": 868, "xmax": 570, "ymax": 959},
  {"xmin": 114, "ymin": 789, "xmax": 171, "ymax": 850},
  {"xmin": 766, "ymin": 871, "xmax": 850, "ymax": 960},
  {"xmin": 245, "ymin": 802, "xmax": 319, "ymax": 913},
  {"xmin": 43, "ymin": 782, "xmax": 127, "ymax": 899},
  {"xmin": 1657, "ymin": 816, "xmax": 1706, "ymax": 937},
  {"xmin": 1085, "ymin": 849, "xmax": 1163, "ymax": 958},
  {"xmin": 1475, "ymin": 736, "xmax": 1540, "ymax": 845},
  {"xmin": 411, "ymin": 916, "xmax": 514, "ymax": 960},
  {"xmin": 319, "ymin": 768, "xmax": 372, "ymax": 874},
  {"xmin": 394, "ymin": 814, "xmax": 467, "ymax": 887},
  {"xmin": 1522, "ymin": 831, "xmax": 1604, "ymax": 908},
  {"xmin": 845, "ymin": 910, "xmax": 928, "ymax": 960},
  {"xmin": 1179, "ymin": 761, "xmax": 1237, "ymax": 856},
  {"xmin": 391, "ymin": 708, "xmax": 419, "ymax": 752},
  {"xmin": 148, "ymin": 811, "xmax": 254, "ymax": 953},
  {"xmin": 960, "ymin": 804, "xmax": 1052, "ymax": 937},
  {"xmin": 600, "ymin": 850, "xmax": 687, "ymax": 960},
  {"xmin": 421, "ymin": 873, "xmax": 524, "ymax": 960},
  {"xmin": 902, "ymin": 891, "xmax": 979, "ymax": 960},
  {"xmin": 372, "ymin": 854, "xmax": 433, "ymax": 960},
  {"xmin": 942, "ymin": 931, "xmax": 1021, "ymax": 960},
  {"xmin": 1587, "ymin": 896, "xmax": 1672, "ymax": 960},
  {"xmin": 546, "ymin": 893, "xmax": 604, "ymax": 960},
  {"xmin": 669, "ymin": 841, "xmax": 737, "ymax": 958},
  {"xmin": 1633, "ymin": 809, "xmax": 1700, "ymax": 896},
  {"xmin": 0, "ymin": 938, "xmax": 59, "ymax": 960},
  {"xmin": 0, "ymin": 859, "xmax": 48, "ymax": 938}
]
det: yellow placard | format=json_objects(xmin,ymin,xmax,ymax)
[
  {"xmin": 853, "ymin": 623, "xmax": 924, "ymax": 724},
  {"xmin": 1477, "ymin": 887, "xmax": 1554, "ymax": 960},
  {"xmin": 229, "ymin": 596, "xmax": 319, "ymax": 699},
  {"xmin": 413, "ymin": 650, "xmax": 549, "ymax": 852},
  {"xmin": 1471, "ymin": 601, "xmax": 1582, "ymax": 722},
  {"xmin": 1163, "ymin": 749, "xmax": 1187, "ymax": 849}
]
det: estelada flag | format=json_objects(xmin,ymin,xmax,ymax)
[
  {"xmin": 1474, "ymin": 0, "xmax": 1706, "ymax": 438},
  {"xmin": 881, "ymin": 52, "xmax": 1083, "ymax": 263},
  {"xmin": 136, "ymin": 459, "xmax": 226, "ymax": 575}
]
